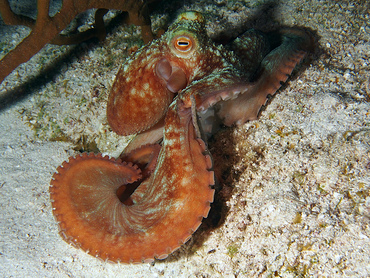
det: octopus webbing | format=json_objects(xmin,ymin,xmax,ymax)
[{"xmin": 50, "ymin": 11, "xmax": 312, "ymax": 263}]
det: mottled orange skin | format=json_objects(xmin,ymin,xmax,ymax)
[
  {"xmin": 107, "ymin": 12, "xmax": 229, "ymax": 136},
  {"xmin": 51, "ymin": 12, "xmax": 216, "ymax": 263},
  {"xmin": 51, "ymin": 102, "xmax": 214, "ymax": 262},
  {"xmin": 50, "ymin": 11, "xmax": 312, "ymax": 263}
]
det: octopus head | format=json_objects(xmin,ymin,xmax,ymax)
[{"xmin": 107, "ymin": 11, "xmax": 210, "ymax": 136}]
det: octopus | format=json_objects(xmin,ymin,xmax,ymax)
[{"xmin": 49, "ymin": 12, "xmax": 313, "ymax": 263}]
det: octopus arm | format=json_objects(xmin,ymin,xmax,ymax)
[
  {"xmin": 50, "ymin": 154, "xmax": 143, "ymax": 258},
  {"xmin": 122, "ymin": 117, "xmax": 165, "ymax": 155},
  {"xmin": 120, "ymin": 143, "xmax": 161, "ymax": 178},
  {"xmin": 218, "ymin": 29, "xmax": 313, "ymax": 126},
  {"xmin": 121, "ymin": 99, "xmax": 215, "ymax": 262},
  {"xmin": 179, "ymin": 67, "xmax": 252, "ymax": 111},
  {"xmin": 50, "ymin": 98, "xmax": 214, "ymax": 263}
]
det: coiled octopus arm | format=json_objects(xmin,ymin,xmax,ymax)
[{"xmin": 50, "ymin": 98, "xmax": 214, "ymax": 263}]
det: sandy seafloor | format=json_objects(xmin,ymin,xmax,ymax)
[{"xmin": 0, "ymin": 0, "xmax": 369, "ymax": 277}]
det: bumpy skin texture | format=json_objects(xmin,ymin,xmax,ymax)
[
  {"xmin": 107, "ymin": 12, "xmax": 230, "ymax": 136},
  {"xmin": 50, "ymin": 12, "xmax": 312, "ymax": 263}
]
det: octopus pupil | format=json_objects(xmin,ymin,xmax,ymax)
[{"xmin": 178, "ymin": 41, "xmax": 189, "ymax": 46}]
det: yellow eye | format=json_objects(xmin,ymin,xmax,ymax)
[{"xmin": 174, "ymin": 36, "xmax": 193, "ymax": 52}]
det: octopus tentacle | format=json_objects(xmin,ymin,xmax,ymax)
[
  {"xmin": 177, "ymin": 68, "xmax": 253, "ymax": 138},
  {"xmin": 120, "ymin": 98, "xmax": 215, "ymax": 262},
  {"xmin": 217, "ymin": 29, "xmax": 312, "ymax": 126},
  {"xmin": 50, "ymin": 154, "xmax": 142, "ymax": 257},
  {"xmin": 181, "ymin": 68, "xmax": 250, "ymax": 110},
  {"xmin": 117, "ymin": 144, "xmax": 161, "ymax": 206},
  {"xmin": 50, "ymin": 100, "xmax": 214, "ymax": 263},
  {"xmin": 120, "ymin": 143, "xmax": 161, "ymax": 178},
  {"xmin": 123, "ymin": 117, "xmax": 165, "ymax": 155}
]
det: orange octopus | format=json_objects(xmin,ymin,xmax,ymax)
[{"xmin": 50, "ymin": 11, "xmax": 312, "ymax": 263}]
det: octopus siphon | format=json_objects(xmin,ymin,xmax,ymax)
[{"xmin": 49, "ymin": 11, "xmax": 313, "ymax": 263}]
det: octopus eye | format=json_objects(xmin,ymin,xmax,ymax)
[{"xmin": 174, "ymin": 36, "xmax": 193, "ymax": 52}]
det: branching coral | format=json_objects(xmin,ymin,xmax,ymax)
[{"xmin": 0, "ymin": 0, "xmax": 159, "ymax": 84}]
